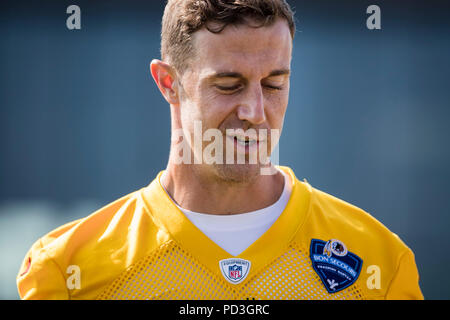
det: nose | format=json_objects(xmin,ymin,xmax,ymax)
[{"xmin": 236, "ymin": 84, "xmax": 266, "ymax": 125}]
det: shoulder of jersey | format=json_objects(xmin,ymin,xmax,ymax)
[
  {"xmin": 18, "ymin": 187, "xmax": 168, "ymax": 299},
  {"xmin": 294, "ymin": 181, "xmax": 413, "ymax": 298}
]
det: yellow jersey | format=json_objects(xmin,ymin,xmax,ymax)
[{"xmin": 17, "ymin": 166, "xmax": 423, "ymax": 300}]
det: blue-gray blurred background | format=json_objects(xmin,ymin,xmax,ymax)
[{"xmin": 1, "ymin": 0, "xmax": 449, "ymax": 299}]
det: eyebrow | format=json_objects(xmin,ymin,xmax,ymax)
[
  {"xmin": 267, "ymin": 69, "xmax": 291, "ymax": 77},
  {"xmin": 211, "ymin": 69, "xmax": 290, "ymax": 80}
]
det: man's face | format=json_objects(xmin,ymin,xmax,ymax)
[{"xmin": 176, "ymin": 18, "xmax": 292, "ymax": 183}]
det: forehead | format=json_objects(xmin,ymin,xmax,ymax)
[{"xmin": 189, "ymin": 19, "xmax": 292, "ymax": 77}]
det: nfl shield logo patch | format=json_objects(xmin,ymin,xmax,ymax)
[
  {"xmin": 219, "ymin": 258, "xmax": 251, "ymax": 284},
  {"xmin": 229, "ymin": 264, "xmax": 242, "ymax": 280}
]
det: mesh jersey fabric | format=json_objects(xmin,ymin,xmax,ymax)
[{"xmin": 16, "ymin": 166, "xmax": 424, "ymax": 300}]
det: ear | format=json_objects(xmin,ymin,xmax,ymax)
[{"xmin": 150, "ymin": 59, "xmax": 179, "ymax": 105}]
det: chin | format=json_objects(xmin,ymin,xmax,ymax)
[{"xmin": 212, "ymin": 163, "xmax": 262, "ymax": 184}]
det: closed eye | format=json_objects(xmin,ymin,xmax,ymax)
[
  {"xmin": 264, "ymin": 84, "xmax": 283, "ymax": 90},
  {"xmin": 216, "ymin": 84, "xmax": 283, "ymax": 92},
  {"xmin": 215, "ymin": 84, "xmax": 243, "ymax": 91}
]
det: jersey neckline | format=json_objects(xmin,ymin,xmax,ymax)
[{"xmin": 140, "ymin": 166, "xmax": 312, "ymax": 285}]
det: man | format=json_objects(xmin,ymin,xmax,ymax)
[{"xmin": 17, "ymin": 0, "xmax": 423, "ymax": 300}]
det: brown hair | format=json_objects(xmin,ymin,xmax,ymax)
[{"xmin": 161, "ymin": 0, "xmax": 295, "ymax": 74}]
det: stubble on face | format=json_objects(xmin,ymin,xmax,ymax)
[{"xmin": 173, "ymin": 19, "xmax": 292, "ymax": 186}]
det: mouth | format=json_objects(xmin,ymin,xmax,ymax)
[
  {"xmin": 228, "ymin": 135, "xmax": 257, "ymax": 147},
  {"xmin": 225, "ymin": 130, "xmax": 267, "ymax": 151}
]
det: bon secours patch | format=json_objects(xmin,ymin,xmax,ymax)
[{"xmin": 310, "ymin": 239, "xmax": 363, "ymax": 293}]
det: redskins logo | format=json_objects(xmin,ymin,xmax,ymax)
[{"xmin": 323, "ymin": 239, "xmax": 348, "ymax": 257}]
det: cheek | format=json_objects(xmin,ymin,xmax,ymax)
[
  {"xmin": 266, "ymin": 92, "xmax": 289, "ymax": 129},
  {"xmin": 197, "ymin": 91, "xmax": 236, "ymax": 128},
  {"xmin": 178, "ymin": 89, "xmax": 228, "ymax": 135}
]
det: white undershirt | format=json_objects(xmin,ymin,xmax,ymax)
[{"xmin": 160, "ymin": 169, "xmax": 292, "ymax": 256}]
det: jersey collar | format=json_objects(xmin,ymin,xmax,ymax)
[{"xmin": 141, "ymin": 166, "xmax": 311, "ymax": 285}]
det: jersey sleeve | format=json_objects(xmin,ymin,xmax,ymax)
[
  {"xmin": 16, "ymin": 238, "xmax": 69, "ymax": 300},
  {"xmin": 385, "ymin": 248, "xmax": 424, "ymax": 300}
]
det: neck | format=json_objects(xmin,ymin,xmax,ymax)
[{"xmin": 161, "ymin": 161, "xmax": 285, "ymax": 215}]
